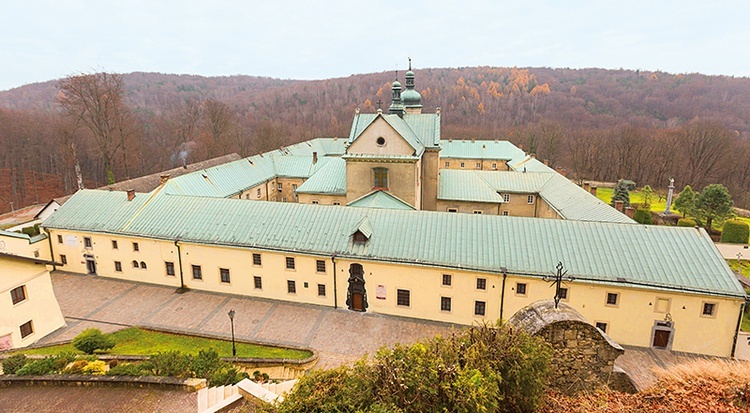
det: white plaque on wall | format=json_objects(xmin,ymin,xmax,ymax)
[
  {"xmin": 64, "ymin": 235, "xmax": 78, "ymax": 246},
  {"xmin": 376, "ymin": 285, "xmax": 386, "ymax": 300}
]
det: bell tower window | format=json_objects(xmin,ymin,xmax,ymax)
[{"xmin": 373, "ymin": 167, "xmax": 388, "ymax": 189}]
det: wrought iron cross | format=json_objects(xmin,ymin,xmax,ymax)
[
  {"xmin": 546, "ymin": 261, "xmax": 573, "ymax": 309},
  {"xmin": 377, "ymin": 99, "xmax": 383, "ymax": 109}
]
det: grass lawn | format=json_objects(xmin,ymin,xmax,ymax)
[
  {"xmin": 728, "ymin": 260, "xmax": 750, "ymax": 278},
  {"xmin": 17, "ymin": 327, "xmax": 312, "ymax": 359}
]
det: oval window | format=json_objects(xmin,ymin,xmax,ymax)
[{"xmin": 376, "ymin": 137, "xmax": 386, "ymax": 146}]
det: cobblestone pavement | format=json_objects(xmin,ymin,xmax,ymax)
[{"xmin": 41, "ymin": 272, "xmax": 458, "ymax": 368}]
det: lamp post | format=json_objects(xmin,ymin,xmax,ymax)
[{"xmin": 228, "ymin": 309, "xmax": 236, "ymax": 357}]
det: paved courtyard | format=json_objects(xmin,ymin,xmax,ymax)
[{"xmin": 41, "ymin": 272, "xmax": 458, "ymax": 368}]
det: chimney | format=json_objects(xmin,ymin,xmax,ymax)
[
  {"xmin": 615, "ymin": 200, "xmax": 624, "ymax": 212},
  {"xmin": 312, "ymin": 152, "xmax": 318, "ymax": 164},
  {"xmin": 590, "ymin": 186, "xmax": 598, "ymax": 197},
  {"xmin": 127, "ymin": 189, "xmax": 136, "ymax": 201},
  {"xmin": 543, "ymin": 159, "xmax": 549, "ymax": 166},
  {"xmin": 583, "ymin": 182, "xmax": 590, "ymax": 192},
  {"xmin": 519, "ymin": 144, "xmax": 524, "ymax": 151},
  {"xmin": 625, "ymin": 207, "xmax": 635, "ymax": 218},
  {"xmin": 160, "ymin": 174, "xmax": 170, "ymax": 184},
  {"xmin": 558, "ymin": 168, "xmax": 567, "ymax": 177},
  {"xmin": 529, "ymin": 153, "xmax": 536, "ymax": 159},
  {"xmin": 471, "ymin": 138, "xmax": 475, "ymax": 143}
]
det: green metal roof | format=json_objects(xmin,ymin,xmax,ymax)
[
  {"xmin": 537, "ymin": 175, "xmax": 633, "ymax": 224},
  {"xmin": 439, "ymin": 140, "xmax": 556, "ymax": 173},
  {"xmin": 295, "ymin": 158, "xmax": 347, "ymax": 195},
  {"xmin": 348, "ymin": 113, "xmax": 441, "ymax": 153},
  {"xmin": 0, "ymin": 229, "xmax": 33, "ymax": 240},
  {"xmin": 348, "ymin": 191, "xmax": 415, "ymax": 210},
  {"xmin": 44, "ymin": 189, "xmax": 745, "ymax": 299},
  {"xmin": 437, "ymin": 170, "xmax": 503, "ymax": 203}
]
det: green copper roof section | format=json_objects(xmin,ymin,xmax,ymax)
[
  {"xmin": 538, "ymin": 175, "xmax": 633, "ymax": 224},
  {"xmin": 353, "ymin": 215, "xmax": 373, "ymax": 239},
  {"xmin": 440, "ymin": 139, "xmax": 522, "ymax": 160},
  {"xmin": 0, "ymin": 229, "xmax": 33, "ymax": 240},
  {"xmin": 349, "ymin": 113, "xmax": 441, "ymax": 151},
  {"xmin": 474, "ymin": 171, "xmax": 555, "ymax": 193},
  {"xmin": 273, "ymin": 155, "xmax": 331, "ymax": 178},
  {"xmin": 278, "ymin": 138, "xmax": 347, "ymax": 157},
  {"xmin": 402, "ymin": 113, "xmax": 440, "ymax": 148},
  {"xmin": 295, "ymin": 158, "xmax": 346, "ymax": 195},
  {"xmin": 348, "ymin": 190, "xmax": 415, "ymax": 210},
  {"xmin": 438, "ymin": 170, "xmax": 504, "ymax": 203},
  {"xmin": 45, "ymin": 190, "xmax": 745, "ymax": 298}
]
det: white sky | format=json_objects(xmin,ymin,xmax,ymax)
[{"xmin": 1, "ymin": 0, "xmax": 749, "ymax": 91}]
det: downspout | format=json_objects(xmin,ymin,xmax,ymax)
[
  {"xmin": 731, "ymin": 300, "xmax": 746, "ymax": 358},
  {"xmin": 44, "ymin": 227, "xmax": 56, "ymax": 271},
  {"xmin": 499, "ymin": 267, "xmax": 508, "ymax": 322},
  {"xmin": 174, "ymin": 239, "xmax": 185, "ymax": 291},
  {"xmin": 331, "ymin": 254, "xmax": 338, "ymax": 309}
]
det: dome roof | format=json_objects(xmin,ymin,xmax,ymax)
[
  {"xmin": 401, "ymin": 88, "xmax": 422, "ymax": 107},
  {"xmin": 392, "ymin": 80, "xmax": 402, "ymax": 89},
  {"xmin": 405, "ymin": 70, "xmax": 415, "ymax": 78}
]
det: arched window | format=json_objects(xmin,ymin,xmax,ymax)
[
  {"xmin": 140, "ymin": 261, "xmax": 147, "ymax": 269},
  {"xmin": 373, "ymin": 168, "xmax": 388, "ymax": 189},
  {"xmin": 132, "ymin": 260, "xmax": 139, "ymax": 268}
]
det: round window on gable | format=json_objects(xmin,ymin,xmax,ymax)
[{"xmin": 376, "ymin": 137, "xmax": 386, "ymax": 146}]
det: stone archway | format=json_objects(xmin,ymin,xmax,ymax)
[
  {"xmin": 346, "ymin": 263, "xmax": 368, "ymax": 312},
  {"xmin": 507, "ymin": 299, "xmax": 636, "ymax": 394}
]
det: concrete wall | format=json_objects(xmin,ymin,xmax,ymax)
[
  {"xmin": 715, "ymin": 243, "xmax": 750, "ymax": 260},
  {"xmin": 0, "ymin": 257, "xmax": 66, "ymax": 348},
  {"xmin": 735, "ymin": 332, "xmax": 750, "ymax": 360}
]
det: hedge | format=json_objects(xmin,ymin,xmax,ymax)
[
  {"xmin": 677, "ymin": 218, "xmax": 697, "ymax": 227},
  {"xmin": 721, "ymin": 220, "xmax": 750, "ymax": 244}
]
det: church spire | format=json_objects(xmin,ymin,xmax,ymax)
[
  {"xmin": 402, "ymin": 58, "xmax": 422, "ymax": 114},
  {"xmin": 388, "ymin": 71, "xmax": 405, "ymax": 116}
]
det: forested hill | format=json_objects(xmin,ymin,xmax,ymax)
[{"xmin": 1, "ymin": 66, "xmax": 750, "ymax": 215}]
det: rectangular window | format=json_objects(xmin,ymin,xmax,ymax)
[
  {"xmin": 282, "ymin": 197, "xmax": 287, "ymax": 202},
  {"xmin": 397, "ymin": 289, "xmax": 411, "ymax": 307},
  {"xmin": 473, "ymin": 210, "xmax": 483, "ymax": 214},
  {"xmin": 595, "ymin": 322, "xmax": 608, "ymax": 333},
  {"xmin": 257, "ymin": 188, "xmax": 261, "ymax": 198},
  {"xmin": 445, "ymin": 161, "xmax": 450, "ymax": 167},
  {"xmin": 447, "ymin": 208, "xmax": 458, "ymax": 213},
  {"xmin": 474, "ymin": 301, "xmax": 486, "ymax": 316},
  {"xmin": 476, "ymin": 162, "xmax": 481, "ymax": 169},
  {"xmin": 333, "ymin": 202, "xmax": 341, "ymax": 205},
  {"xmin": 492, "ymin": 163, "xmax": 497, "ymax": 170},
  {"xmin": 286, "ymin": 257, "xmax": 295, "ymax": 270},
  {"xmin": 57, "ymin": 234, "xmax": 63, "ymax": 244},
  {"xmin": 287, "ymin": 280, "xmax": 296, "ymax": 294},
  {"xmin": 460, "ymin": 162, "xmax": 465, "ymax": 168},
  {"xmin": 165, "ymin": 261, "xmax": 175, "ymax": 276},
  {"xmin": 112, "ymin": 240, "xmax": 118, "ymax": 249},
  {"xmin": 476, "ymin": 278, "xmax": 487, "ymax": 290},
  {"xmin": 442, "ymin": 274, "xmax": 452, "ymax": 286},
  {"xmin": 192, "ymin": 265, "xmax": 202, "ymax": 280},
  {"xmin": 84, "ymin": 237, "xmax": 92, "ymax": 248},
  {"xmin": 278, "ymin": 183, "xmax": 283, "ymax": 192},
  {"xmin": 559, "ymin": 287, "xmax": 568, "ymax": 300},
  {"xmin": 254, "ymin": 276, "xmax": 262, "ymax": 289},
  {"xmin": 502, "ymin": 211, "xmax": 509, "ymax": 216},
  {"xmin": 502, "ymin": 194, "xmax": 510, "ymax": 203},
  {"xmin": 220, "ymin": 268, "xmax": 231, "ymax": 283},
  {"xmin": 19, "ymin": 320, "xmax": 33, "ymax": 339},
  {"xmin": 606, "ymin": 292, "xmax": 619, "ymax": 306},
  {"xmin": 318, "ymin": 284, "xmax": 326, "ymax": 297},
  {"xmin": 516, "ymin": 282, "xmax": 527, "ymax": 296},
  {"xmin": 10, "ymin": 286, "xmax": 26, "ymax": 305},
  {"xmin": 60, "ymin": 255, "xmax": 67, "ymax": 265},
  {"xmin": 441, "ymin": 296, "xmax": 452, "ymax": 312},
  {"xmin": 115, "ymin": 261, "xmax": 122, "ymax": 272},
  {"xmin": 312, "ymin": 200, "xmax": 319, "ymax": 204},
  {"xmin": 133, "ymin": 242, "xmax": 139, "ymax": 252},
  {"xmin": 316, "ymin": 260, "xmax": 326, "ymax": 273},
  {"xmin": 373, "ymin": 167, "xmax": 389, "ymax": 189},
  {"xmin": 702, "ymin": 302, "xmax": 717, "ymax": 317},
  {"xmin": 292, "ymin": 184, "xmax": 298, "ymax": 196},
  {"xmin": 252, "ymin": 253, "xmax": 262, "ymax": 266},
  {"xmin": 527, "ymin": 195, "xmax": 535, "ymax": 204}
]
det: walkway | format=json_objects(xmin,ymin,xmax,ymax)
[
  {"xmin": 614, "ymin": 345, "xmax": 717, "ymax": 390},
  {"xmin": 40, "ymin": 272, "xmax": 457, "ymax": 368}
]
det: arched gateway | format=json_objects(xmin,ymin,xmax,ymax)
[{"xmin": 346, "ymin": 263, "xmax": 368, "ymax": 312}]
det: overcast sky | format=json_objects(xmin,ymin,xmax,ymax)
[{"xmin": 1, "ymin": 1, "xmax": 748, "ymax": 91}]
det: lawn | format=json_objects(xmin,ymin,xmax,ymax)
[
  {"xmin": 17, "ymin": 327, "xmax": 312, "ymax": 359},
  {"xmin": 728, "ymin": 260, "xmax": 750, "ymax": 278}
]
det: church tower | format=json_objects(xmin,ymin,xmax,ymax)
[
  {"xmin": 402, "ymin": 58, "xmax": 423, "ymax": 115},
  {"xmin": 388, "ymin": 74, "xmax": 405, "ymax": 116}
]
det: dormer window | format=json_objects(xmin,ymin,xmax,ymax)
[
  {"xmin": 376, "ymin": 137, "xmax": 386, "ymax": 146},
  {"xmin": 373, "ymin": 168, "xmax": 388, "ymax": 189},
  {"xmin": 351, "ymin": 216, "xmax": 372, "ymax": 245},
  {"xmin": 353, "ymin": 231, "xmax": 368, "ymax": 244}
]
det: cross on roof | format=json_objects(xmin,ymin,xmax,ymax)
[{"xmin": 376, "ymin": 99, "xmax": 383, "ymax": 109}]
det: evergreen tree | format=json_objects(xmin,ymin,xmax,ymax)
[
  {"xmin": 610, "ymin": 180, "xmax": 631, "ymax": 208},
  {"xmin": 696, "ymin": 184, "xmax": 734, "ymax": 231},
  {"xmin": 674, "ymin": 185, "xmax": 697, "ymax": 218}
]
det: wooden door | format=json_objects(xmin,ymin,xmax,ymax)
[
  {"xmin": 86, "ymin": 259, "xmax": 96, "ymax": 274},
  {"xmin": 352, "ymin": 293, "xmax": 364, "ymax": 312},
  {"xmin": 653, "ymin": 329, "xmax": 670, "ymax": 348}
]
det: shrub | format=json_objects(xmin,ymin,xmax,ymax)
[
  {"xmin": 147, "ymin": 350, "xmax": 192, "ymax": 378},
  {"xmin": 2, "ymin": 354, "xmax": 28, "ymax": 374},
  {"xmin": 82, "ymin": 360, "xmax": 107, "ymax": 375},
  {"xmin": 275, "ymin": 323, "xmax": 552, "ymax": 413},
  {"xmin": 191, "ymin": 348, "xmax": 221, "ymax": 378},
  {"xmin": 108, "ymin": 359, "xmax": 119, "ymax": 368},
  {"xmin": 16, "ymin": 356, "xmax": 58, "ymax": 376},
  {"xmin": 209, "ymin": 366, "xmax": 250, "ymax": 386},
  {"xmin": 721, "ymin": 220, "xmax": 750, "ymax": 244},
  {"xmin": 63, "ymin": 359, "xmax": 90, "ymax": 374},
  {"xmin": 107, "ymin": 362, "xmax": 151, "ymax": 376},
  {"xmin": 677, "ymin": 218, "xmax": 697, "ymax": 227},
  {"xmin": 72, "ymin": 328, "xmax": 115, "ymax": 354},
  {"xmin": 633, "ymin": 208, "xmax": 652, "ymax": 225},
  {"xmin": 53, "ymin": 352, "xmax": 77, "ymax": 371}
]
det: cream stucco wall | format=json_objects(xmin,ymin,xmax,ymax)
[
  {"xmin": 441, "ymin": 158, "xmax": 510, "ymax": 171},
  {"xmin": 297, "ymin": 194, "xmax": 347, "ymax": 205},
  {"xmin": 421, "ymin": 150, "xmax": 440, "ymax": 211},
  {"xmin": 345, "ymin": 160, "xmax": 419, "ymax": 208},
  {"xmin": 348, "ymin": 118, "xmax": 416, "ymax": 156},
  {"xmin": 436, "ymin": 200, "xmax": 499, "ymax": 215},
  {"xmin": 498, "ymin": 193, "xmax": 538, "ymax": 217},
  {"xmin": 535, "ymin": 197, "xmax": 562, "ymax": 219},
  {"xmin": 0, "ymin": 257, "xmax": 66, "ymax": 349},
  {"xmin": 240, "ymin": 181, "xmax": 271, "ymax": 201}
]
